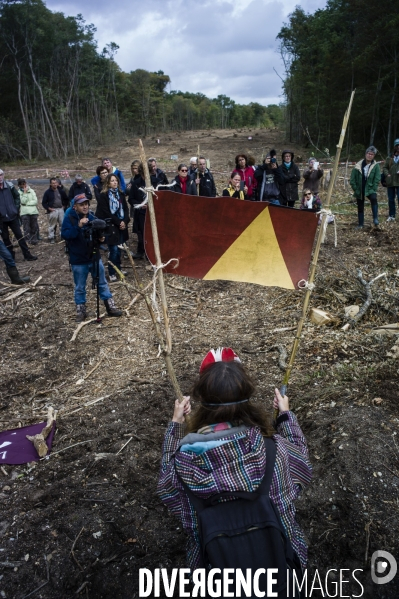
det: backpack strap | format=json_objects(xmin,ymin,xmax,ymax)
[{"xmin": 258, "ymin": 437, "xmax": 277, "ymax": 495}]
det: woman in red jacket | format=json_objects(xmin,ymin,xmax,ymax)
[{"xmin": 232, "ymin": 154, "xmax": 257, "ymax": 200}]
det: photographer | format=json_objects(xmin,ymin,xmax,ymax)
[
  {"xmin": 254, "ymin": 150, "xmax": 283, "ymax": 204},
  {"xmin": 302, "ymin": 158, "xmax": 324, "ymax": 194},
  {"xmin": 61, "ymin": 193, "xmax": 122, "ymax": 322}
]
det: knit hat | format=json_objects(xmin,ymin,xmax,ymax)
[
  {"xmin": 365, "ymin": 146, "xmax": 377, "ymax": 155},
  {"xmin": 75, "ymin": 174, "xmax": 83, "ymax": 181},
  {"xmin": 199, "ymin": 347, "xmax": 241, "ymax": 373},
  {"xmin": 394, "ymin": 139, "xmax": 399, "ymax": 147}
]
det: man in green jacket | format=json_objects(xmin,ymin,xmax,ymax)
[
  {"xmin": 350, "ymin": 146, "xmax": 381, "ymax": 228},
  {"xmin": 383, "ymin": 138, "xmax": 399, "ymax": 222}
]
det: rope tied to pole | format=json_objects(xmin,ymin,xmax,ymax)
[
  {"xmin": 297, "ymin": 279, "xmax": 315, "ymax": 291},
  {"xmin": 136, "ymin": 182, "xmax": 179, "ymax": 210},
  {"xmin": 317, "ymin": 208, "xmax": 337, "ymax": 247},
  {"xmin": 151, "ymin": 258, "xmax": 179, "ymax": 321}
]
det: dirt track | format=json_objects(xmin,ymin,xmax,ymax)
[{"xmin": 0, "ymin": 129, "xmax": 398, "ymax": 598}]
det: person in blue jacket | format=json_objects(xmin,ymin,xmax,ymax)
[
  {"xmin": 91, "ymin": 157, "xmax": 126, "ymax": 192},
  {"xmin": 61, "ymin": 193, "xmax": 123, "ymax": 322}
]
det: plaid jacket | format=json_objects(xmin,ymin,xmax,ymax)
[{"xmin": 157, "ymin": 411, "xmax": 312, "ymax": 570}]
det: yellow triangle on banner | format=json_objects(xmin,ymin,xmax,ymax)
[{"xmin": 203, "ymin": 206, "xmax": 295, "ymax": 289}]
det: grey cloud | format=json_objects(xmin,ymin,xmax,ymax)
[{"xmin": 46, "ymin": 0, "xmax": 325, "ymax": 104}]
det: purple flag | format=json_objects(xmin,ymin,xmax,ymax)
[{"xmin": 0, "ymin": 421, "xmax": 56, "ymax": 465}]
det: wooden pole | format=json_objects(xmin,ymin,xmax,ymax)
[
  {"xmin": 277, "ymin": 91, "xmax": 355, "ymax": 413},
  {"xmin": 138, "ymin": 140, "xmax": 183, "ymax": 401},
  {"xmin": 196, "ymin": 144, "xmax": 200, "ymax": 194}
]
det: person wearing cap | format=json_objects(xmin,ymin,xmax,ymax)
[
  {"xmin": 302, "ymin": 158, "xmax": 324, "ymax": 194},
  {"xmin": 157, "ymin": 347, "xmax": 312, "ymax": 573},
  {"xmin": 68, "ymin": 175, "xmax": 92, "ymax": 203},
  {"xmin": 42, "ymin": 177, "xmax": 69, "ymax": 243},
  {"xmin": 383, "ymin": 138, "xmax": 399, "ymax": 222},
  {"xmin": 18, "ymin": 178, "xmax": 39, "ymax": 245},
  {"xmin": 350, "ymin": 146, "xmax": 381, "ymax": 228},
  {"xmin": 61, "ymin": 193, "xmax": 122, "ymax": 321},
  {"xmin": 0, "ymin": 169, "xmax": 37, "ymax": 261}
]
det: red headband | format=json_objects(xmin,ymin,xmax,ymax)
[{"xmin": 199, "ymin": 347, "xmax": 241, "ymax": 373}]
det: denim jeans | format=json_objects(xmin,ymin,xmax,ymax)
[
  {"xmin": 108, "ymin": 232, "xmax": 124, "ymax": 275},
  {"xmin": 0, "ymin": 239, "xmax": 15, "ymax": 268},
  {"xmin": 387, "ymin": 186, "xmax": 399, "ymax": 218},
  {"xmin": 71, "ymin": 259, "xmax": 112, "ymax": 305},
  {"xmin": 1, "ymin": 217, "xmax": 30, "ymax": 258}
]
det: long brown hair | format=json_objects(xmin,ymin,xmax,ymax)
[
  {"xmin": 186, "ymin": 361, "xmax": 274, "ymax": 437},
  {"xmin": 102, "ymin": 173, "xmax": 122, "ymax": 194}
]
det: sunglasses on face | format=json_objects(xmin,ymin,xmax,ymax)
[
  {"xmin": 180, "ymin": 169, "xmax": 188, "ymax": 172},
  {"xmin": 305, "ymin": 193, "xmax": 312, "ymax": 197}
]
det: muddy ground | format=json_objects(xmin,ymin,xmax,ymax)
[{"xmin": 0, "ymin": 129, "xmax": 398, "ymax": 599}]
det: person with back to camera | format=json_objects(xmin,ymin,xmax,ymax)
[
  {"xmin": 96, "ymin": 173, "xmax": 130, "ymax": 282},
  {"xmin": 61, "ymin": 194, "xmax": 122, "ymax": 322},
  {"xmin": 157, "ymin": 348, "xmax": 312, "ymax": 593},
  {"xmin": 254, "ymin": 150, "xmax": 284, "ymax": 204},
  {"xmin": 350, "ymin": 145, "xmax": 380, "ymax": 228},
  {"xmin": 222, "ymin": 172, "xmax": 248, "ymax": 200},
  {"xmin": 278, "ymin": 150, "xmax": 301, "ymax": 207}
]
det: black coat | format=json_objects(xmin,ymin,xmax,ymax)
[
  {"xmin": 42, "ymin": 187, "xmax": 69, "ymax": 213},
  {"xmin": 165, "ymin": 175, "xmax": 197, "ymax": 195},
  {"xmin": 150, "ymin": 168, "xmax": 169, "ymax": 187},
  {"xmin": 95, "ymin": 190, "xmax": 130, "ymax": 245},
  {"xmin": 68, "ymin": 181, "xmax": 92, "ymax": 201},
  {"xmin": 254, "ymin": 164, "xmax": 284, "ymax": 201},
  {"xmin": 128, "ymin": 181, "xmax": 146, "ymax": 217},
  {"xmin": 196, "ymin": 169, "xmax": 216, "ymax": 197},
  {"xmin": 277, "ymin": 151, "xmax": 300, "ymax": 204}
]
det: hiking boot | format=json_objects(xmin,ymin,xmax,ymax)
[
  {"xmin": 76, "ymin": 304, "xmax": 87, "ymax": 322},
  {"xmin": 109, "ymin": 274, "xmax": 117, "ymax": 282},
  {"xmin": 6, "ymin": 266, "xmax": 30, "ymax": 285},
  {"xmin": 387, "ymin": 216, "xmax": 396, "ymax": 222},
  {"xmin": 104, "ymin": 298, "xmax": 122, "ymax": 317},
  {"xmin": 24, "ymin": 252, "xmax": 38, "ymax": 261}
]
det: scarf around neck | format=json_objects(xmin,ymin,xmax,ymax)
[{"xmin": 108, "ymin": 187, "xmax": 124, "ymax": 219}]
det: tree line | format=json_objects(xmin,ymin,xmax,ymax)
[
  {"xmin": 277, "ymin": 0, "xmax": 399, "ymax": 159},
  {"xmin": 278, "ymin": 0, "xmax": 399, "ymax": 158},
  {"xmin": 0, "ymin": 0, "xmax": 283, "ymax": 162}
]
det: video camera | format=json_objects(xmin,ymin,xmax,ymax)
[{"xmin": 84, "ymin": 218, "xmax": 107, "ymax": 244}]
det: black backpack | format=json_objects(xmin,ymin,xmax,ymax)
[{"xmin": 180, "ymin": 438, "xmax": 304, "ymax": 598}]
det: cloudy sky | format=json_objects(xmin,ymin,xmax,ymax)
[{"xmin": 46, "ymin": 0, "xmax": 324, "ymax": 106}]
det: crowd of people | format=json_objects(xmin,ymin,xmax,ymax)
[{"xmin": 0, "ymin": 142, "xmax": 398, "ymax": 320}]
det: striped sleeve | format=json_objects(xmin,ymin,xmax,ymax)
[
  {"xmin": 276, "ymin": 410, "xmax": 312, "ymax": 489},
  {"xmin": 157, "ymin": 421, "xmax": 186, "ymax": 518}
]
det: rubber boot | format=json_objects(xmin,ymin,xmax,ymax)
[
  {"xmin": 76, "ymin": 304, "xmax": 87, "ymax": 323},
  {"xmin": 104, "ymin": 297, "xmax": 122, "ymax": 317},
  {"xmin": 372, "ymin": 203, "xmax": 379, "ymax": 225},
  {"xmin": 356, "ymin": 213, "xmax": 364, "ymax": 229},
  {"xmin": 24, "ymin": 251, "xmax": 38, "ymax": 261},
  {"xmin": 6, "ymin": 266, "xmax": 30, "ymax": 285}
]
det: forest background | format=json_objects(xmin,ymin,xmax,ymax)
[{"xmin": 0, "ymin": 0, "xmax": 398, "ymax": 162}]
